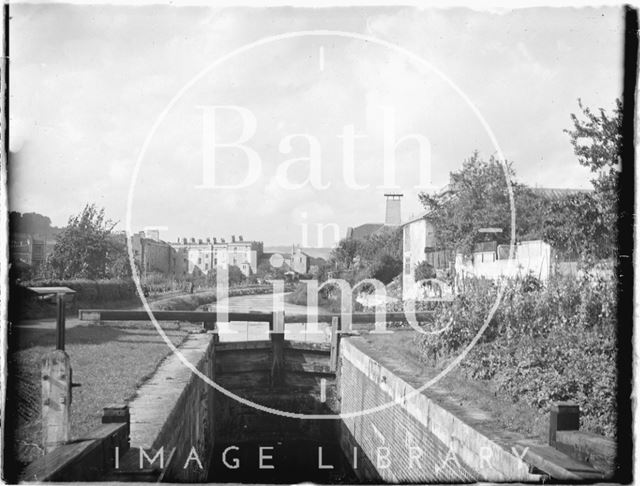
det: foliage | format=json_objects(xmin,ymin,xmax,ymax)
[
  {"xmin": 413, "ymin": 272, "xmax": 617, "ymax": 437},
  {"xmin": 10, "ymin": 279, "xmax": 138, "ymax": 318},
  {"xmin": 563, "ymin": 98, "xmax": 622, "ymax": 257},
  {"xmin": 329, "ymin": 228, "xmax": 403, "ymax": 285},
  {"xmin": 256, "ymin": 258, "xmax": 288, "ymax": 280},
  {"xmin": 370, "ymin": 254, "xmax": 403, "ymax": 285},
  {"xmin": 48, "ymin": 204, "xmax": 122, "ymax": 280},
  {"xmin": 9, "ymin": 211, "xmax": 59, "ymax": 236},
  {"xmin": 414, "ymin": 261, "xmax": 436, "ymax": 282},
  {"xmin": 228, "ymin": 265, "xmax": 247, "ymax": 286},
  {"xmin": 538, "ymin": 192, "xmax": 610, "ymax": 259},
  {"xmin": 418, "ymin": 153, "xmax": 544, "ymax": 255}
]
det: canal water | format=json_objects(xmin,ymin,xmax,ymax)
[{"xmin": 204, "ymin": 292, "xmax": 333, "ymax": 343}]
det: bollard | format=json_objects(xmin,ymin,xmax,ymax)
[{"xmin": 549, "ymin": 402, "xmax": 580, "ymax": 446}]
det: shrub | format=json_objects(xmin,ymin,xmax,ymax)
[
  {"xmin": 414, "ymin": 272, "xmax": 618, "ymax": 438},
  {"xmin": 414, "ymin": 261, "xmax": 436, "ymax": 281}
]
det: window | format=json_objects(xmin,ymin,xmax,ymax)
[
  {"xmin": 404, "ymin": 257, "xmax": 411, "ymax": 275},
  {"xmin": 205, "ymin": 263, "xmax": 209, "ymax": 270},
  {"xmin": 404, "ymin": 227, "xmax": 410, "ymax": 249},
  {"xmin": 198, "ymin": 257, "xmax": 202, "ymax": 264}
]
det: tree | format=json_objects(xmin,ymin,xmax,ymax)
[
  {"xmin": 414, "ymin": 261, "xmax": 436, "ymax": 281},
  {"xmin": 564, "ymin": 98, "xmax": 621, "ymax": 257},
  {"xmin": 329, "ymin": 229, "xmax": 403, "ymax": 285},
  {"xmin": 48, "ymin": 204, "xmax": 119, "ymax": 279},
  {"xmin": 228, "ymin": 265, "xmax": 246, "ymax": 286},
  {"xmin": 419, "ymin": 152, "xmax": 542, "ymax": 255},
  {"xmin": 9, "ymin": 211, "xmax": 57, "ymax": 235},
  {"xmin": 329, "ymin": 238, "xmax": 362, "ymax": 272},
  {"xmin": 370, "ymin": 254, "xmax": 403, "ymax": 284}
]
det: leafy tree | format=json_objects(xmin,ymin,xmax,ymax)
[
  {"xmin": 540, "ymin": 192, "xmax": 610, "ymax": 259},
  {"xmin": 228, "ymin": 265, "xmax": 246, "ymax": 286},
  {"xmin": 329, "ymin": 238, "xmax": 362, "ymax": 271},
  {"xmin": 105, "ymin": 238, "xmax": 134, "ymax": 279},
  {"xmin": 414, "ymin": 261, "xmax": 436, "ymax": 281},
  {"xmin": 256, "ymin": 258, "xmax": 288, "ymax": 280},
  {"xmin": 9, "ymin": 211, "xmax": 57, "ymax": 235},
  {"xmin": 49, "ymin": 204, "xmax": 119, "ymax": 279},
  {"xmin": 419, "ymin": 152, "xmax": 542, "ymax": 255},
  {"xmin": 330, "ymin": 229, "xmax": 403, "ymax": 285},
  {"xmin": 370, "ymin": 254, "xmax": 403, "ymax": 284},
  {"xmin": 563, "ymin": 98, "xmax": 621, "ymax": 257}
]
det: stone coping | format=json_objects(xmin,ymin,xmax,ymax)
[{"xmin": 127, "ymin": 332, "xmax": 214, "ymax": 448}]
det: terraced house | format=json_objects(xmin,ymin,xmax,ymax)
[{"xmin": 171, "ymin": 235, "xmax": 263, "ymax": 277}]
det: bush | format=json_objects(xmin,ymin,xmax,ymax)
[
  {"xmin": 413, "ymin": 272, "xmax": 618, "ymax": 438},
  {"xmin": 414, "ymin": 261, "xmax": 436, "ymax": 281}
]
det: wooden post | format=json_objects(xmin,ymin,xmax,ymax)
[
  {"xmin": 270, "ymin": 311, "xmax": 285, "ymax": 388},
  {"xmin": 42, "ymin": 349, "xmax": 72, "ymax": 453},
  {"xmin": 56, "ymin": 292, "xmax": 66, "ymax": 351},
  {"xmin": 549, "ymin": 402, "xmax": 580, "ymax": 446},
  {"xmin": 329, "ymin": 316, "xmax": 340, "ymax": 372}
]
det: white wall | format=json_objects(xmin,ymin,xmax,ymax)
[
  {"xmin": 402, "ymin": 219, "xmax": 438, "ymax": 300},
  {"xmin": 455, "ymin": 240, "xmax": 553, "ymax": 282}
]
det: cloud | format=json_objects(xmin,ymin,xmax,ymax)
[{"xmin": 9, "ymin": 5, "xmax": 624, "ymax": 246}]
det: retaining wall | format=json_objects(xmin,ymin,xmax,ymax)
[
  {"xmin": 128, "ymin": 332, "xmax": 216, "ymax": 482},
  {"xmin": 338, "ymin": 338, "xmax": 538, "ymax": 483}
]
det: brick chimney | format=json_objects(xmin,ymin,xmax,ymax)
[
  {"xmin": 238, "ymin": 235, "xmax": 243, "ymax": 242},
  {"xmin": 213, "ymin": 237, "xmax": 217, "ymax": 244},
  {"xmin": 231, "ymin": 235, "xmax": 236, "ymax": 243},
  {"xmin": 384, "ymin": 194, "xmax": 403, "ymax": 226}
]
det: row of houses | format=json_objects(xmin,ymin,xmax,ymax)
[
  {"xmin": 171, "ymin": 235, "xmax": 263, "ymax": 277},
  {"xmin": 10, "ymin": 229, "xmax": 265, "ymax": 280}
]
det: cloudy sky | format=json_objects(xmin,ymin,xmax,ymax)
[{"xmin": 9, "ymin": 4, "xmax": 624, "ymax": 246}]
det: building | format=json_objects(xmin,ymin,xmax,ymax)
[
  {"xmin": 131, "ymin": 232, "xmax": 183, "ymax": 278},
  {"xmin": 110, "ymin": 231, "xmax": 186, "ymax": 280},
  {"xmin": 10, "ymin": 233, "xmax": 57, "ymax": 270},
  {"xmin": 400, "ymin": 212, "xmax": 446, "ymax": 300},
  {"xmin": 400, "ymin": 186, "xmax": 592, "ymax": 299},
  {"xmin": 455, "ymin": 240, "xmax": 554, "ymax": 282},
  {"xmin": 346, "ymin": 194, "xmax": 403, "ymax": 240},
  {"xmin": 290, "ymin": 247, "xmax": 309, "ymax": 274},
  {"xmin": 171, "ymin": 235, "xmax": 263, "ymax": 277}
]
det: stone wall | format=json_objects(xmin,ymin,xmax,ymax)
[
  {"xmin": 128, "ymin": 333, "xmax": 216, "ymax": 482},
  {"xmin": 338, "ymin": 338, "xmax": 538, "ymax": 482}
]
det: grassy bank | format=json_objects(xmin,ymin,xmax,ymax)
[
  {"xmin": 412, "ymin": 273, "xmax": 617, "ymax": 438},
  {"xmin": 6, "ymin": 323, "xmax": 190, "ymax": 472},
  {"xmin": 6, "ymin": 283, "xmax": 294, "ymax": 473}
]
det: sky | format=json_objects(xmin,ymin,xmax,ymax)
[{"xmin": 9, "ymin": 4, "xmax": 624, "ymax": 247}]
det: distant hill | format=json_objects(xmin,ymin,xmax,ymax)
[{"xmin": 264, "ymin": 246, "xmax": 333, "ymax": 261}]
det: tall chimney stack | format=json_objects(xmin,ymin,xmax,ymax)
[
  {"xmin": 384, "ymin": 194, "xmax": 403, "ymax": 226},
  {"xmin": 231, "ymin": 235, "xmax": 236, "ymax": 243}
]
